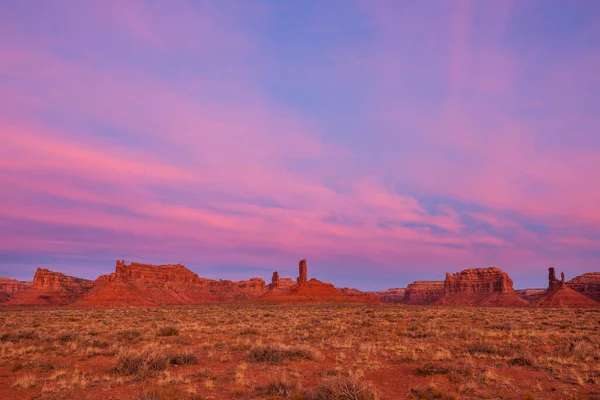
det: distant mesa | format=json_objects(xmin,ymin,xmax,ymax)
[
  {"xmin": 6, "ymin": 268, "xmax": 93, "ymax": 306},
  {"xmin": 372, "ymin": 288, "xmax": 406, "ymax": 304},
  {"xmin": 436, "ymin": 267, "xmax": 528, "ymax": 307},
  {"xmin": 566, "ymin": 272, "xmax": 600, "ymax": 303},
  {"xmin": 534, "ymin": 267, "xmax": 599, "ymax": 308},
  {"xmin": 2, "ymin": 261, "xmax": 599, "ymax": 308},
  {"xmin": 0, "ymin": 278, "xmax": 30, "ymax": 303},
  {"xmin": 2, "ymin": 258, "xmax": 378, "ymax": 307},
  {"xmin": 403, "ymin": 281, "xmax": 445, "ymax": 305},
  {"xmin": 259, "ymin": 259, "xmax": 379, "ymax": 303}
]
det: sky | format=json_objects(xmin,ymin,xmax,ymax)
[{"xmin": 0, "ymin": 0, "xmax": 599, "ymax": 290}]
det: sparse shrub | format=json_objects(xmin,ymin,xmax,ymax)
[
  {"xmin": 170, "ymin": 353, "xmax": 199, "ymax": 366},
  {"xmin": 91, "ymin": 340, "xmax": 110, "ymax": 349},
  {"xmin": 157, "ymin": 326, "xmax": 179, "ymax": 337},
  {"xmin": 12, "ymin": 373, "xmax": 37, "ymax": 389},
  {"xmin": 59, "ymin": 333, "xmax": 77, "ymax": 343},
  {"xmin": 265, "ymin": 379, "xmax": 296, "ymax": 396},
  {"xmin": 248, "ymin": 344, "xmax": 321, "ymax": 364},
  {"xmin": 112, "ymin": 348, "xmax": 169, "ymax": 379},
  {"xmin": 240, "ymin": 328, "xmax": 259, "ymax": 335},
  {"xmin": 1, "ymin": 330, "xmax": 39, "ymax": 342},
  {"xmin": 468, "ymin": 342, "xmax": 497, "ymax": 355},
  {"xmin": 312, "ymin": 374, "xmax": 379, "ymax": 400},
  {"xmin": 117, "ymin": 330, "xmax": 142, "ymax": 342},
  {"xmin": 410, "ymin": 385, "xmax": 457, "ymax": 400},
  {"xmin": 416, "ymin": 363, "xmax": 451, "ymax": 376},
  {"xmin": 509, "ymin": 357, "xmax": 534, "ymax": 367}
]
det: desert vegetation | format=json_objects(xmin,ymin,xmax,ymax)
[{"xmin": 0, "ymin": 305, "xmax": 599, "ymax": 399}]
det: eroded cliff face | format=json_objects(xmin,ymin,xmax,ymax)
[
  {"xmin": 535, "ymin": 268, "xmax": 599, "ymax": 308},
  {"xmin": 0, "ymin": 278, "xmax": 30, "ymax": 302},
  {"xmin": 566, "ymin": 273, "xmax": 600, "ymax": 302},
  {"xmin": 8, "ymin": 268, "xmax": 93, "ymax": 306},
  {"xmin": 403, "ymin": 281, "xmax": 444, "ymax": 305},
  {"xmin": 372, "ymin": 288, "xmax": 406, "ymax": 304},
  {"xmin": 75, "ymin": 261, "xmax": 267, "ymax": 307},
  {"xmin": 437, "ymin": 267, "xmax": 528, "ymax": 306}
]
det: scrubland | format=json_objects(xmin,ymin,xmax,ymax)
[{"xmin": 0, "ymin": 305, "xmax": 599, "ymax": 399}]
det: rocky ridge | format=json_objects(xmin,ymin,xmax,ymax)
[{"xmin": 437, "ymin": 267, "xmax": 528, "ymax": 306}]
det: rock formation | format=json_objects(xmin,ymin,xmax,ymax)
[
  {"xmin": 566, "ymin": 272, "xmax": 600, "ymax": 302},
  {"xmin": 0, "ymin": 278, "xmax": 30, "ymax": 302},
  {"xmin": 260, "ymin": 278, "xmax": 378, "ymax": 303},
  {"xmin": 515, "ymin": 289, "xmax": 545, "ymax": 301},
  {"xmin": 259, "ymin": 259, "xmax": 378, "ymax": 303},
  {"xmin": 74, "ymin": 261, "xmax": 267, "ymax": 307},
  {"xmin": 403, "ymin": 281, "xmax": 445, "ymax": 305},
  {"xmin": 372, "ymin": 288, "xmax": 406, "ymax": 303},
  {"xmin": 535, "ymin": 268, "xmax": 599, "ymax": 308},
  {"xmin": 271, "ymin": 271, "xmax": 280, "ymax": 288},
  {"xmin": 297, "ymin": 259, "xmax": 308, "ymax": 284},
  {"xmin": 8, "ymin": 268, "xmax": 94, "ymax": 306},
  {"xmin": 436, "ymin": 267, "xmax": 528, "ymax": 306}
]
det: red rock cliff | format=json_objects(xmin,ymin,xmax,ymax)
[
  {"xmin": 0, "ymin": 278, "xmax": 31, "ymax": 302},
  {"xmin": 535, "ymin": 268, "xmax": 599, "ymax": 308},
  {"xmin": 372, "ymin": 288, "xmax": 406, "ymax": 303},
  {"xmin": 8, "ymin": 268, "xmax": 93, "ymax": 306},
  {"xmin": 403, "ymin": 281, "xmax": 445, "ymax": 305},
  {"xmin": 74, "ymin": 261, "xmax": 267, "ymax": 307},
  {"xmin": 566, "ymin": 273, "xmax": 600, "ymax": 302},
  {"xmin": 437, "ymin": 267, "xmax": 528, "ymax": 306}
]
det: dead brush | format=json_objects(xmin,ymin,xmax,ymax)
[
  {"xmin": 248, "ymin": 344, "xmax": 322, "ymax": 364},
  {"xmin": 311, "ymin": 374, "xmax": 379, "ymax": 400},
  {"xmin": 111, "ymin": 347, "xmax": 169, "ymax": 379}
]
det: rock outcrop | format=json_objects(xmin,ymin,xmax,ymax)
[
  {"xmin": 372, "ymin": 288, "xmax": 406, "ymax": 303},
  {"xmin": 535, "ymin": 268, "xmax": 599, "ymax": 308},
  {"xmin": 437, "ymin": 267, "xmax": 528, "ymax": 306},
  {"xmin": 515, "ymin": 289, "xmax": 545, "ymax": 301},
  {"xmin": 271, "ymin": 271, "xmax": 280, "ymax": 288},
  {"xmin": 259, "ymin": 259, "xmax": 378, "ymax": 303},
  {"xmin": 566, "ymin": 273, "xmax": 600, "ymax": 302},
  {"xmin": 0, "ymin": 278, "xmax": 30, "ymax": 302},
  {"xmin": 8, "ymin": 268, "xmax": 94, "ymax": 306},
  {"xmin": 297, "ymin": 259, "xmax": 308, "ymax": 284},
  {"xmin": 403, "ymin": 281, "xmax": 445, "ymax": 305},
  {"xmin": 74, "ymin": 261, "xmax": 267, "ymax": 307}
]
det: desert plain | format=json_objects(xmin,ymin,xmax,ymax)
[{"xmin": 0, "ymin": 304, "xmax": 599, "ymax": 400}]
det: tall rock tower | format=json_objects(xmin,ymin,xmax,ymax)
[{"xmin": 297, "ymin": 259, "xmax": 307, "ymax": 284}]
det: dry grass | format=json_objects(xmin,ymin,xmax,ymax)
[{"xmin": 0, "ymin": 305, "xmax": 598, "ymax": 399}]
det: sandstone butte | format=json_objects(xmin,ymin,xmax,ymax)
[
  {"xmin": 0, "ymin": 278, "xmax": 30, "ymax": 302},
  {"xmin": 372, "ymin": 288, "xmax": 406, "ymax": 303},
  {"xmin": 257, "ymin": 259, "xmax": 379, "ymax": 303},
  {"xmin": 403, "ymin": 281, "xmax": 445, "ymax": 305},
  {"xmin": 515, "ymin": 288, "xmax": 546, "ymax": 301},
  {"xmin": 6, "ymin": 268, "xmax": 94, "ymax": 306},
  {"xmin": 2, "ymin": 259, "xmax": 378, "ymax": 307},
  {"xmin": 436, "ymin": 267, "xmax": 529, "ymax": 307},
  {"xmin": 566, "ymin": 272, "xmax": 600, "ymax": 303},
  {"xmin": 534, "ymin": 268, "xmax": 600, "ymax": 308}
]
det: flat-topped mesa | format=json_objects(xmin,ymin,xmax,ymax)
[
  {"xmin": 372, "ymin": 288, "xmax": 406, "ymax": 303},
  {"xmin": 32, "ymin": 268, "xmax": 94, "ymax": 294},
  {"xmin": 0, "ymin": 278, "xmax": 31, "ymax": 302},
  {"xmin": 297, "ymin": 259, "xmax": 308, "ymax": 284},
  {"xmin": 74, "ymin": 261, "xmax": 268, "ymax": 307},
  {"xmin": 535, "ymin": 267, "xmax": 599, "ymax": 308},
  {"xmin": 403, "ymin": 281, "xmax": 445, "ymax": 305},
  {"xmin": 437, "ymin": 267, "xmax": 528, "ymax": 306},
  {"xmin": 111, "ymin": 260, "xmax": 201, "ymax": 285},
  {"xmin": 566, "ymin": 273, "xmax": 600, "ymax": 302},
  {"xmin": 7, "ymin": 268, "xmax": 94, "ymax": 306}
]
